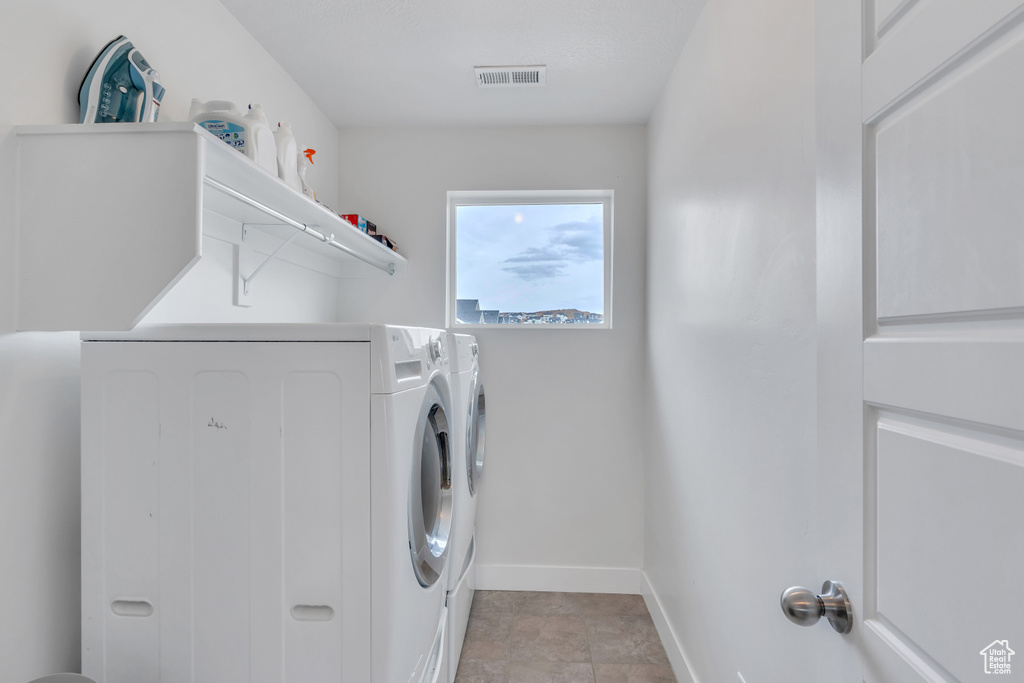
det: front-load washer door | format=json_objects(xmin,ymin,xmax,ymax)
[
  {"xmin": 409, "ymin": 378, "xmax": 453, "ymax": 587},
  {"xmin": 466, "ymin": 371, "xmax": 486, "ymax": 496}
]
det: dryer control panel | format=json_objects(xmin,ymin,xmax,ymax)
[{"xmin": 370, "ymin": 324, "xmax": 449, "ymax": 394}]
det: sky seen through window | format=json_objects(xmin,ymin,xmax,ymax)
[{"xmin": 455, "ymin": 203, "xmax": 604, "ymax": 317}]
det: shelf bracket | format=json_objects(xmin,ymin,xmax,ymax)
[{"xmin": 234, "ymin": 224, "xmax": 303, "ymax": 306}]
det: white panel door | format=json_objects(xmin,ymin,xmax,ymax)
[{"xmin": 817, "ymin": 1, "xmax": 1024, "ymax": 682}]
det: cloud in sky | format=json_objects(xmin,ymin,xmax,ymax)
[
  {"xmin": 502, "ymin": 220, "xmax": 602, "ymax": 280},
  {"xmin": 501, "ymin": 261, "xmax": 566, "ymax": 279}
]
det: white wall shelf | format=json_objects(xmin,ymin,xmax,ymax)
[{"xmin": 15, "ymin": 122, "xmax": 406, "ymax": 330}]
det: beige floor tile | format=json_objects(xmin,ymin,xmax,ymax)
[
  {"xmin": 568, "ymin": 593, "xmax": 649, "ymax": 616},
  {"xmin": 473, "ymin": 590, "xmax": 518, "ymax": 614},
  {"xmin": 512, "ymin": 591, "xmax": 649, "ymax": 617},
  {"xmin": 584, "ymin": 615, "xmax": 671, "ymax": 665},
  {"xmin": 461, "ymin": 612, "xmax": 514, "ymax": 661},
  {"xmin": 509, "ymin": 661, "xmax": 597, "ymax": 682},
  {"xmin": 457, "ymin": 592, "xmax": 674, "ymax": 683},
  {"xmin": 592, "ymin": 663, "xmax": 677, "ymax": 683},
  {"xmin": 511, "ymin": 614, "xmax": 591, "ymax": 662},
  {"xmin": 455, "ymin": 658, "xmax": 511, "ymax": 683},
  {"xmin": 514, "ymin": 591, "xmax": 581, "ymax": 615}
]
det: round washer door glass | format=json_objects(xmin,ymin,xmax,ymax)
[
  {"xmin": 467, "ymin": 374, "xmax": 486, "ymax": 496},
  {"xmin": 409, "ymin": 379, "xmax": 453, "ymax": 587}
]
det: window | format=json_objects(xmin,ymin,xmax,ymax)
[{"xmin": 446, "ymin": 190, "xmax": 613, "ymax": 328}]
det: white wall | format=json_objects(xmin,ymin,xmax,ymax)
[
  {"xmin": 336, "ymin": 126, "xmax": 648, "ymax": 590},
  {"xmin": 0, "ymin": 1, "xmax": 338, "ymax": 679},
  {"xmin": 644, "ymin": 0, "xmax": 817, "ymax": 681}
]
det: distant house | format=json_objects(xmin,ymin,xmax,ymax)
[
  {"xmin": 481, "ymin": 309, "xmax": 500, "ymax": 324},
  {"xmin": 456, "ymin": 299, "xmax": 484, "ymax": 324}
]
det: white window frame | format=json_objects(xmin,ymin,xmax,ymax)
[{"xmin": 446, "ymin": 189, "xmax": 613, "ymax": 330}]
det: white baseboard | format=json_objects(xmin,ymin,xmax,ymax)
[
  {"xmin": 474, "ymin": 564, "xmax": 645, "ymax": 594},
  {"xmin": 640, "ymin": 570, "xmax": 698, "ymax": 683}
]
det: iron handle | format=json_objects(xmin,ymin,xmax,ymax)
[{"xmin": 780, "ymin": 580, "xmax": 852, "ymax": 634}]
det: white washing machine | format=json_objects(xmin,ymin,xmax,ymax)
[
  {"xmin": 443, "ymin": 333, "xmax": 486, "ymax": 682},
  {"xmin": 80, "ymin": 323, "xmax": 453, "ymax": 683}
]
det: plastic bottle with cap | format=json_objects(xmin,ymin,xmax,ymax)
[
  {"xmin": 244, "ymin": 104, "xmax": 279, "ymax": 176},
  {"xmin": 273, "ymin": 122, "xmax": 302, "ymax": 191},
  {"xmin": 189, "ymin": 99, "xmax": 249, "ymax": 153}
]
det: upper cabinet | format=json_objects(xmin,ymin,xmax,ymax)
[{"xmin": 15, "ymin": 123, "xmax": 405, "ymax": 331}]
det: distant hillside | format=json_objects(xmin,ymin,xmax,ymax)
[
  {"xmin": 500, "ymin": 308, "xmax": 601, "ymax": 318},
  {"xmin": 537, "ymin": 308, "xmax": 597, "ymax": 318}
]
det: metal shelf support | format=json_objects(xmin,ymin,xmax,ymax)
[{"xmin": 240, "ymin": 224, "xmax": 303, "ymax": 295}]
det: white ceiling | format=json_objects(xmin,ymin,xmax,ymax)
[{"xmin": 218, "ymin": 0, "xmax": 703, "ymax": 128}]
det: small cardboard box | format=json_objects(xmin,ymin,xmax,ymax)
[{"xmin": 340, "ymin": 214, "xmax": 367, "ymax": 232}]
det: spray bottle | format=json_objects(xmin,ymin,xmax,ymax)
[{"xmin": 298, "ymin": 148, "xmax": 317, "ymax": 200}]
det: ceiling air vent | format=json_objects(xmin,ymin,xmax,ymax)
[{"xmin": 475, "ymin": 66, "xmax": 546, "ymax": 88}]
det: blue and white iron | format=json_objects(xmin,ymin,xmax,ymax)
[{"xmin": 79, "ymin": 36, "xmax": 165, "ymax": 123}]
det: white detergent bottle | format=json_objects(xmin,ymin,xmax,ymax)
[
  {"xmin": 244, "ymin": 104, "xmax": 279, "ymax": 176},
  {"xmin": 189, "ymin": 99, "xmax": 249, "ymax": 153},
  {"xmin": 273, "ymin": 122, "xmax": 302, "ymax": 191}
]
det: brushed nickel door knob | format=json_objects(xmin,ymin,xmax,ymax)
[{"xmin": 780, "ymin": 580, "xmax": 852, "ymax": 634}]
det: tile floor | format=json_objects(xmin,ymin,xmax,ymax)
[{"xmin": 453, "ymin": 591, "xmax": 677, "ymax": 683}]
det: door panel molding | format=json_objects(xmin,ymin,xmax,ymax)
[
  {"xmin": 863, "ymin": 409, "xmax": 1024, "ymax": 681},
  {"xmin": 874, "ymin": 0, "xmax": 922, "ymax": 43},
  {"xmin": 864, "ymin": 338, "xmax": 1024, "ymax": 432},
  {"xmin": 863, "ymin": 0, "xmax": 1024, "ymax": 122},
  {"xmin": 862, "ymin": 619, "xmax": 953, "ymax": 683},
  {"xmin": 876, "ymin": 306, "xmax": 1024, "ymax": 328},
  {"xmin": 872, "ymin": 419, "xmax": 1024, "ymax": 680},
  {"xmin": 872, "ymin": 27, "xmax": 1024, "ymax": 320}
]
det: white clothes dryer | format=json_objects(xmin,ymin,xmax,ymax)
[
  {"xmin": 443, "ymin": 332, "xmax": 486, "ymax": 682},
  {"xmin": 80, "ymin": 324, "xmax": 453, "ymax": 683},
  {"xmin": 372, "ymin": 325, "xmax": 453, "ymax": 683}
]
